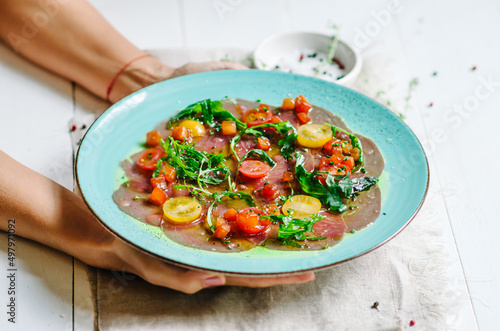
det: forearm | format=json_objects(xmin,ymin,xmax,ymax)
[
  {"xmin": 0, "ymin": 0, "xmax": 173, "ymax": 102},
  {"xmin": 0, "ymin": 151, "xmax": 119, "ymax": 268}
]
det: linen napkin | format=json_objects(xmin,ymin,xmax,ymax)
[{"xmin": 70, "ymin": 48, "xmax": 470, "ymax": 331}]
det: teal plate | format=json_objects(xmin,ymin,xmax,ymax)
[{"xmin": 76, "ymin": 70, "xmax": 428, "ymax": 276}]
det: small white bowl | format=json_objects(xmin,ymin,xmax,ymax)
[{"xmin": 254, "ymin": 31, "xmax": 362, "ymax": 87}]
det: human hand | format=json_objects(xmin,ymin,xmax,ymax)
[
  {"xmin": 0, "ymin": 151, "xmax": 314, "ymax": 294},
  {"xmin": 108, "ymin": 57, "xmax": 248, "ymax": 104},
  {"xmin": 62, "ymin": 193, "xmax": 315, "ymax": 294},
  {"xmin": 102, "ymin": 233, "xmax": 315, "ymax": 294}
]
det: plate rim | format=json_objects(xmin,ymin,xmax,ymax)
[{"xmin": 75, "ymin": 69, "xmax": 430, "ymax": 276}]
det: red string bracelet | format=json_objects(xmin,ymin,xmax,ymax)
[{"xmin": 105, "ymin": 54, "xmax": 150, "ymax": 102}]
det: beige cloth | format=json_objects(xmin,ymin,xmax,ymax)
[{"xmin": 71, "ymin": 48, "xmax": 466, "ymax": 331}]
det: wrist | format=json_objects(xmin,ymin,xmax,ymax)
[{"xmin": 107, "ymin": 56, "xmax": 175, "ymax": 104}]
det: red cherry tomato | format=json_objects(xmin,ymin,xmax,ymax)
[
  {"xmin": 257, "ymin": 137, "xmax": 271, "ymax": 151},
  {"xmin": 214, "ymin": 223, "xmax": 231, "ymax": 239},
  {"xmin": 243, "ymin": 107, "xmax": 272, "ymax": 127},
  {"xmin": 295, "ymin": 95, "xmax": 312, "ymax": 113},
  {"xmin": 318, "ymin": 156, "xmax": 331, "ymax": 169},
  {"xmin": 150, "ymin": 176, "xmax": 167, "ymax": 191},
  {"xmin": 330, "ymin": 153, "xmax": 344, "ymax": 164},
  {"xmin": 322, "ymin": 138, "xmax": 342, "ymax": 154},
  {"xmin": 239, "ymin": 160, "xmax": 271, "ymax": 179},
  {"xmin": 296, "ymin": 112, "xmax": 311, "ymax": 124},
  {"xmin": 262, "ymin": 183, "xmax": 281, "ymax": 199},
  {"xmin": 236, "ymin": 207, "xmax": 269, "ymax": 234},
  {"xmin": 172, "ymin": 126, "xmax": 192, "ymax": 142},
  {"xmin": 263, "ymin": 204, "xmax": 280, "ymax": 215},
  {"xmin": 148, "ymin": 187, "xmax": 167, "ymax": 205},
  {"xmin": 224, "ymin": 208, "xmax": 237, "ymax": 221},
  {"xmin": 146, "ymin": 130, "xmax": 162, "ymax": 146},
  {"xmin": 282, "ymin": 171, "xmax": 294, "ymax": 182},
  {"xmin": 319, "ymin": 163, "xmax": 350, "ymax": 177},
  {"xmin": 341, "ymin": 156, "xmax": 355, "ymax": 171},
  {"xmin": 137, "ymin": 148, "xmax": 163, "ymax": 170}
]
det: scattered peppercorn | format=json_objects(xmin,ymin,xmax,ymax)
[
  {"xmin": 81, "ymin": 124, "xmax": 87, "ymax": 130},
  {"xmin": 70, "ymin": 125, "xmax": 77, "ymax": 132},
  {"xmin": 371, "ymin": 301, "xmax": 379, "ymax": 309},
  {"xmin": 432, "ymin": 71, "xmax": 438, "ymax": 76},
  {"xmin": 428, "ymin": 102, "xmax": 434, "ymax": 107},
  {"xmin": 409, "ymin": 320, "xmax": 415, "ymax": 326},
  {"xmin": 471, "ymin": 66, "xmax": 477, "ymax": 71}
]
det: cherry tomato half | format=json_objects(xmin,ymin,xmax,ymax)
[
  {"xmin": 239, "ymin": 160, "xmax": 271, "ymax": 179},
  {"xmin": 243, "ymin": 106, "xmax": 272, "ymax": 127},
  {"xmin": 137, "ymin": 148, "xmax": 163, "ymax": 170},
  {"xmin": 236, "ymin": 207, "xmax": 270, "ymax": 234}
]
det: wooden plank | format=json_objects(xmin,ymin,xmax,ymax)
[
  {"xmin": 393, "ymin": 0, "xmax": 500, "ymax": 329},
  {"xmin": 71, "ymin": 85, "xmax": 110, "ymax": 331},
  {"xmin": 0, "ymin": 43, "xmax": 74, "ymax": 330}
]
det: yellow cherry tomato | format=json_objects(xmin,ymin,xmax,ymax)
[
  {"xmin": 178, "ymin": 120, "xmax": 205, "ymax": 137},
  {"xmin": 282, "ymin": 195, "xmax": 322, "ymax": 218},
  {"xmin": 297, "ymin": 124, "xmax": 332, "ymax": 148},
  {"xmin": 163, "ymin": 197, "xmax": 202, "ymax": 223}
]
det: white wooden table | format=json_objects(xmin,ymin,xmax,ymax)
[{"xmin": 1, "ymin": 0, "xmax": 499, "ymax": 329}]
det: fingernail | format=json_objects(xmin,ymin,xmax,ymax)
[{"xmin": 204, "ymin": 276, "xmax": 224, "ymax": 287}]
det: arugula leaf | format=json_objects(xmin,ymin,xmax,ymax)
[
  {"xmin": 294, "ymin": 153, "xmax": 378, "ymax": 213},
  {"xmin": 251, "ymin": 122, "xmax": 298, "ymax": 160},
  {"xmin": 239, "ymin": 149, "xmax": 276, "ymax": 168},
  {"xmin": 262, "ymin": 212, "xmax": 325, "ymax": 241},
  {"xmin": 212, "ymin": 191, "xmax": 255, "ymax": 206},
  {"xmin": 351, "ymin": 176, "xmax": 379, "ymax": 194},
  {"xmin": 279, "ymin": 238, "xmax": 303, "ymax": 248},
  {"xmin": 230, "ymin": 121, "xmax": 298, "ymax": 162},
  {"xmin": 167, "ymin": 101, "xmax": 203, "ymax": 127},
  {"xmin": 210, "ymin": 100, "xmax": 247, "ymax": 130},
  {"xmin": 200, "ymin": 100, "xmax": 215, "ymax": 127},
  {"xmin": 168, "ymin": 99, "xmax": 246, "ymax": 130},
  {"xmin": 152, "ymin": 156, "xmax": 169, "ymax": 178},
  {"xmin": 324, "ymin": 123, "xmax": 364, "ymax": 171},
  {"xmin": 162, "ymin": 137, "xmax": 230, "ymax": 188}
]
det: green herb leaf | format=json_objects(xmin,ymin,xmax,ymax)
[
  {"xmin": 294, "ymin": 153, "xmax": 378, "ymax": 213},
  {"xmin": 240, "ymin": 149, "xmax": 276, "ymax": 168},
  {"xmin": 152, "ymin": 156, "xmax": 169, "ymax": 177},
  {"xmin": 262, "ymin": 212, "xmax": 325, "ymax": 241},
  {"xmin": 168, "ymin": 99, "xmax": 246, "ymax": 130},
  {"xmin": 351, "ymin": 176, "xmax": 379, "ymax": 194},
  {"xmin": 230, "ymin": 121, "xmax": 298, "ymax": 161},
  {"xmin": 162, "ymin": 137, "xmax": 230, "ymax": 189}
]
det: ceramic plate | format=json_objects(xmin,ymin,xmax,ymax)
[{"xmin": 76, "ymin": 70, "xmax": 428, "ymax": 276}]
